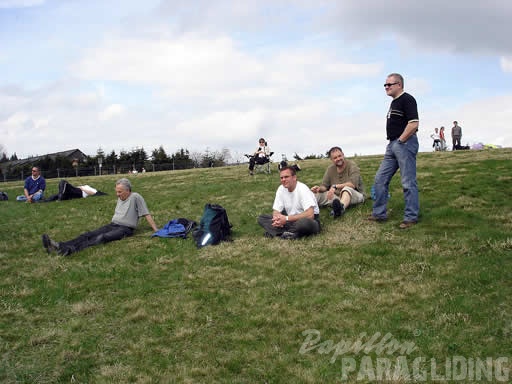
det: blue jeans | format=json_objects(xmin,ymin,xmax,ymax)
[
  {"xmin": 17, "ymin": 191, "xmax": 44, "ymax": 202},
  {"xmin": 372, "ymin": 135, "xmax": 419, "ymax": 222}
]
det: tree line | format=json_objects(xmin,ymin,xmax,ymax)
[{"xmin": 0, "ymin": 145, "xmax": 233, "ymax": 182}]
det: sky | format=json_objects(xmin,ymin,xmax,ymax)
[{"xmin": 1, "ymin": 0, "xmax": 512, "ymax": 163}]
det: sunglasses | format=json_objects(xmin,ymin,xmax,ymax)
[{"xmin": 384, "ymin": 82, "xmax": 399, "ymax": 88}]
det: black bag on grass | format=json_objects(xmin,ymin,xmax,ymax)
[
  {"xmin": 192, "ymin": 204, "xmax": 232, "ymax": 248},
  {"xmin": 0, "ymin": 191, "xmax": 8, "ymax": 201}
]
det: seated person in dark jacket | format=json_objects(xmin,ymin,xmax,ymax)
[
  {"xmin": 45, "ymin": 179, "xmax": 106, "ymax": 201},
  {"xmin": 16, "ymin": 167, "xmax": 46, "ymax": 202}
]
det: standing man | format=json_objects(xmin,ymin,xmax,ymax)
[
  {"xmin": 258, "ymin": 166, "xmax": 320, "ymax": 239},
  {"xmin": 16, "ymin": 166, "xmax": 46, "ymax": 202},
  {"xmin": 42, "ymin": 178, "xmax": 158, "ymax": 256},
  {"xmin": 311, "ymin": 146, "xmax": 365, "ymax": 218},
  {"xmin": 368, "ymin": 73, "xmax": 419, "ymax": 229},
  {"xmin": 451, "ymin": 121, "xmax": 462, "ymax": 149}
]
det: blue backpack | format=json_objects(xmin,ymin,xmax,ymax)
[{"xmin": 152, "ymin": 218, "xmax": 196, "ymax": 239}]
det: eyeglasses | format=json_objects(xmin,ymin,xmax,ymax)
[{"xmin": 384, "ymin": 82, "xmax": 399, "ymax": 88}]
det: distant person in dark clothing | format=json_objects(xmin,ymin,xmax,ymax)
[
  {"xmin": 17, "ymin": 167, "xmax": 46, "ymax": 202},
  {"xmin": 451, "ymin": 121, "xmax": 462, "ymax": 149},
  {"xmin": 44, "ymin": 179, "xmax": 106, "ymax": 201},
  {"xmin": 42, "ymin": 178, "xmax": 158, "ymax": 256}
]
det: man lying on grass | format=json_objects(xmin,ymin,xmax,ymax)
[{"xmin": 42, "ymin": 178, "xmax": 158, "ymax": 256}]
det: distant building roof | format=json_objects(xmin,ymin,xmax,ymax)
[{"xmin": 1, "ymin": 149, "xmax": 88, "ymax": 170}]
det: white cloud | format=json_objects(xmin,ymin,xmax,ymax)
[
  {"xmin": 0, "ymin": 0, "xmax": 45, "ymax": 8},
  {"xmin": 99, "ymin": 104, "xmax": 125, "ymax": 121},
  {"xmin": 500, "ymin": 57, "xmax": 512, "ymax": 73},
  {"xmin": 1, "ymin": 1, "xmax": 512, "ymax": 161}
]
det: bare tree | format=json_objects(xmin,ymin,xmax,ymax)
[{"xmin": 189, "ymin": 151, "xmax": 203, "ymax": 168}]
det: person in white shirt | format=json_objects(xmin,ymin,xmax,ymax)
[
  {"xmin": 430, "ymin": 128, "xmax": 441, "ymax": 151},
  {"xmin": 257, "ymin": 166, "xmax": 320, "ymax": 239}
]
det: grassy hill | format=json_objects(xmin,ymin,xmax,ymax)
[{"xmin": 1, "ymin": 148, "xmax": 511, "ymax": 383}]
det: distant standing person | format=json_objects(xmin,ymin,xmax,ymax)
[
  {"xmin": 451, "ymin": 121, "xmax": 462, "ymax": 149},
  {"xmin": 439, "ymin": 126, "xmax": 447, "ymax": 151},
  {"xmin": 42, "ymin": 178, "xmax": 158, "ymax": 256},
  {"xmin": 430, "ymin": 128, "xmax": 441, "ymax": 151},
  {"xmin": 368, "ymin": 73, "xmax": 419, "ymax": 229},
  {"xmin": 16, "ymin": 166, "xmax": 46, "ymax": 202}
]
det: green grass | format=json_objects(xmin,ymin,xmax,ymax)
[{"xmin": 1, "ymin": 149, "xmax": 511, "ymax": 383}]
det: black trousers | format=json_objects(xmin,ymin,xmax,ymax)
[
  {"xmin": 257, "ymin": 214, "xmax": 320, "ymax": 238},
  {"xmin": 59, "ymin": 180, "xmax": 83, "ymax": 200},
  {"xmin": 249, "ymin": 156, "xmax": 269, "ymax": 171},
  {"xmin": 59, "ymin": 223, "xmax": 134, "ymax": 255}
]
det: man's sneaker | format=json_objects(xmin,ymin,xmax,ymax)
[
  {"xmin": 331, "ymin": 199, "xmax": 345, "ymax": 218},
  {"xmin": 42, "ymin": 234, "xmax": 59, "ymax": 254},
  {"xmin": 280, "ymin": 231, "xmax": 298, "ymax": 240},
  {"xmin": 399, "ymin": 220, "xmax": 417, "ymax": 229},
  {"xmin": 367, "ymin": 215, "xmax": 387, "ymax": 223},
  {"xmin": 42, "ymin": 234, "xmax": 51, "ymax": 253}
]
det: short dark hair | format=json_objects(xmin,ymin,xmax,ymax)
[
  {"xmin": 279, "ymin": 166, "xmax": 296, "ymax": 176},
  {"xmin": 327, "ymin": 146, "xmax": 343, "ymax": 158}
]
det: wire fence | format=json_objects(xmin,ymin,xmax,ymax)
[{"xmin": 0, "ymin": 160, "xmax": 238, "ymax": 183}]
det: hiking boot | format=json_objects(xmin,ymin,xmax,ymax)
[
  {"xmin": 280, "ymin": 231, "xmax": 298, "ymax": 240},
  {"xmin": 399, "ymin": 220, "xmax": 417, "ymax": 229},
  {"xmin": 42, "ymin": 234, "xmax": 59, "ymax": 254},
  {"xmin": 367, "ymin": 215, "xmax": 387, "ymax": 223},
  {"xmin": 331, "ymin": 199, "xmax": 345, "ymax": 218}
]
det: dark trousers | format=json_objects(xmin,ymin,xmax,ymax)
[
  {"xmin": 257, "ymin": 214, "xmax": 320, "ymax": 238},
  {"xmin": 44, "ymin": 180, "xmax": 83, "ymax": 202},
  {"xmin": 249, "ymin": 156, "xmax": 269, "ymax": 171},
  {"xmin": 59, "ymin": 180, "xmax": 83, "ymax": 200},
  {"xmin": 59, "ymin": 223, "xmax": 134, "ymax": 255}
]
